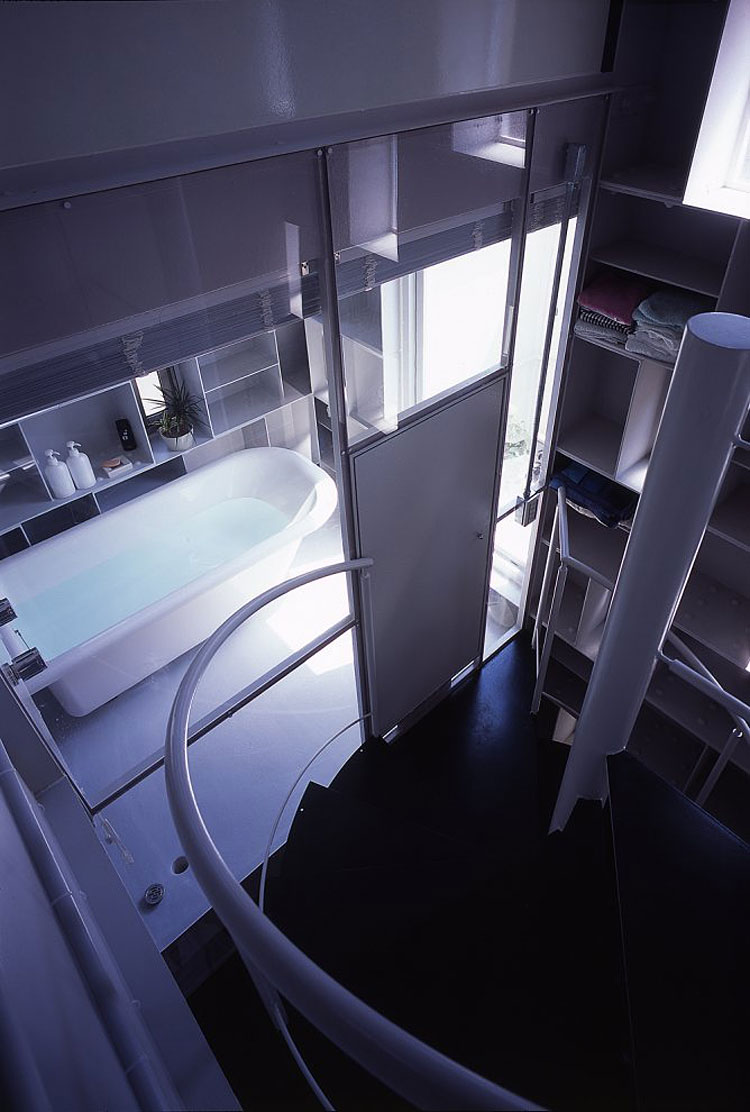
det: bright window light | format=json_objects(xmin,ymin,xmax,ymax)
[
  {"xmin": 726, "ymin": 96, "xmax": 750, "ymax": 193},
  {"xmin": 684, "ymin": 0, "xmax": 750, "ymax": 218},
  {"xmin": 265, "ymin": 574, "xmax": 352, "ymax": 675},
  {"xmin": 419, "ymin": 240, "xmax": 510, "ymax": 397},
  {"xmin": 135, "ymin": 370, "xmax": 165, "ymax": 417}
]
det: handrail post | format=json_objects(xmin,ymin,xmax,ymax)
[{"xmin": 550, "ymin": 313, "xmax": 750, "ymax": 832}]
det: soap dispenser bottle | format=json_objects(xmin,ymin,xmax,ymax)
[
  {"xmin": 66, "ymin": 441, "xmax": 97, "ymax": 489},
  {"xmin": 44, "ymin": 450, "xmax": 76, "ymax": 498}
]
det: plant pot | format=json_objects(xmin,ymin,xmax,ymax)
[{"xmin": 160, "ymin": 429, "xmax": 194, "ymax": 452}]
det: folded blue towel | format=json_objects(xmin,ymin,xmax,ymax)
[
  {"xmin": 550, "ymin": 463, "xmax": 637, "ymax": 529},
  {"xmin": 633, "ymin": 289, "xmax": 713, "ymax": 330}
]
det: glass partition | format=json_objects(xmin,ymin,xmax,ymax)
[
  {"xmin": 484, "ymin": 97, "xmax": 606, "ymax": 658},
  {"xmin": 327, "ymin": 113, "xmax": 528, "ymax": 441},
  {"xmin": 0, "ymin": 149, "xmax": 353, "ymax": 806}
]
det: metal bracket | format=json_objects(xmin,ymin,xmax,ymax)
[
  {"xmin": 363, "ymin": 253, "xmax": 377, "ymax": 292},
  {"xmin": 515, "ymin": 493, "xmax": 540, "ymax": 527},
  {"xmin": 563, "ymin": 142, "xmax": 587, "ymax": 184},
  {"xmin": 300, "ymin": 260, "xmax": 311, "ymax": 277},
  {"xmin": 7, "ymin": 647, "xmax": 47, "ymax": 684},
  {"xmin": 0, "ymin": 598, "xmax": 17, "ymax": 626}
]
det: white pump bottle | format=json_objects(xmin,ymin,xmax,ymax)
[
  {"xmin": 66, "ymin": 441, "xmax": 97, "ymax": 489},
  {"xmin": 44, "ymin": 449, "xmax": 76, "ymax": 498}
]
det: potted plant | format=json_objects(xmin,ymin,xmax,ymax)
[{"xmin": 152, "ymin": 379, "xmax": 204, "ymax": 452}]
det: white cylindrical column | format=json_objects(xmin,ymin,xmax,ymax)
[{"xmin": 550, "ymin": 313, "xmax": 750, "ymax": 832}]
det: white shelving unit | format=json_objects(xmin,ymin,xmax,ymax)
[
  {"xmin": 558, "ymin": 336, "xmax": 670, "ymax": 490},
  {"xmin": 531, "ymin": 0, "xmax": 750, "ymax": 783},
  {"xmin": 0, "ymin": 318, "xmax": 318, "ymax": 554}
]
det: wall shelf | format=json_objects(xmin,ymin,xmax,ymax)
[
  {"xmin": 532, "ymin": 0, "xmax": 750, "ymax": 784},
  {"xmin": 207, "ymin": 373, "xmax": 297, "ymax": 437},
  {"xmin": 541, "ymin": 496, "xmax": 627, "ymax": 586},
  {"xmin": 95, "ymin": 457, "xmax": 187, "ymax": 513},
  {"xmin": 557, "ymin": 416, "xmax": 621, "ymax": 477},
  {"xmin": 708, "ymin": 470, "xmax": 750, "ymax": 553},
  {"xmin": 599, "ymin": 165, "xmax": 686, "ymax": 205},
  {"xmin": 0, "ymin": 424, "xmax": 35, "ymax": 474},
  {"xmin": 572, "ymin": 325, "xmax": 674, "ymax": 371},
  {"xmin": 0, "ymin": 320, "xmax": 321, "ymax": 546},
  {"xmin": 149, "ymin": 429, "xmax": 213, "ymax": 466},
  {"xmin": 0, "ymin": 472, "xmax": 51, "ymax": 536},
  {"xmin": 197, "ymin": 332, "xmax": 279, "ymax": 392},
  {"xmin": 675, "ymin": 571, "xmax": 750, "ymax": 673},
  {"xmin": 588, "ymin": 240, "xmax": 725, "ymax": 299}
]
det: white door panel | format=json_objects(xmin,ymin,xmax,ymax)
[{"xmin": 353, "ymin": 377, "xmax": 506, "ymax": 735}]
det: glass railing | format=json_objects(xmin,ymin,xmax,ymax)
[{"xmin": 164, "ymin": 559, "xmax": 539, "ymax": 1111}]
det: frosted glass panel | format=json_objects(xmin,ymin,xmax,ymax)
[
  {"xmin": 0, "ymin": 147, "xmax": 347, "ymax": 811},
  {"xmin": 338, "ymin": 240, "xmax": 513, "ymax": 441},
  {"xmin": 330, "ymin": 112, "xmax": 527, "ymax": 440},
  {"xmin": 420, "ymin": 241, "xmax": 512, "ymax": 397},
  {"xmin": 498, "ymin": 221, "xmax": 564, "ymax": 513},
  {"xmin": 484, "ymin": 512, "xmax": 535, "ymax": 657}
]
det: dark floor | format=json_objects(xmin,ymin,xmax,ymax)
[
  {"xmin": 185, "ymin": 634, "xmax": 748, "ymax": 1111},
  {"xmin": 188, "ymin": 636, "xmax": 633, "ymax": 1110}
]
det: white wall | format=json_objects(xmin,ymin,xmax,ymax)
[
  {"xmin": 0, "ymin": 787, "xmax": 139, "ymax": 1109},
  {"xmin": 0, "ymin": 0, "xmax": 611, "ymax": 169}
]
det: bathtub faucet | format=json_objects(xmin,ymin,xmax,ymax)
[{"xmin": 0, "ymin": 598, "xmax": 47, "ymax": 684}]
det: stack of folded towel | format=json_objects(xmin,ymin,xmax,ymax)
[
  {"xmin": 624, "ymin": 288, "xmax": 713, "ymax": 362},
  {"xmin": 575, "ymin": 270, "xmax": 652, "ymax": 345}
]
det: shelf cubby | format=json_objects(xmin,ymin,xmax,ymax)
[
  {"xmin": 616, "ymin": 357, "xmax": 671, "ymax": 492},
  {"xmin": 601, "ymin": 2, "xmax": 728, "ymax": 201},
  {"xmin": 541, "ymin": 496, "xmax": 628, "ymax": 586},
  {"xmin": 205, "ymin": 365, "xmax": 287, "ymax": 436},
  {"xmin": 276, "ymin": 319, "xmax": 314, "ymax": 398},
  {"xmin": 20, "ymin": 382, "xmax": 153, "ymax": 492},
  {"xmin": 672, "ymin": 630, "xmax": 750, "ymax": 714},
  {"xmin": 708, "ymin": 464, "xmax": 750, "ymax": 553},
  {"xmin": 0, "ymin": 424, "xmax": 34, "ymax": 474},
  {"xmin": 571, "ymin": 326, "xmax": 674, "ymax": 371},
  {"xmin": 599, "ymin": 164, "xmax": 687, "ymax": 206},
  {"xmin": 197, "ymin": 331, "xmax": 279, "ymax": 392},
  {"xmin": 0, "ymin": 527, "xmax": 29, "ymax": 562},
  {"xmin": 0, "ymin": 467, "xmax": 51, "ymax": 536},
  {"xmin": 588, "ymin": 192, "xmax": 737, "ymax": 298},
  {"xmin": 557, "ymin": 337, "xmax": 637, "ymax": 477},
  {"xmin": 95, "ymin": 456, "xmax": 187, "ymax": 513},
  {"xmin": 338, "ymin": 289, "xmax": 383, "ymax": 353},
  {"xmin": 675, "ymin": 534, "xmax": 750, "ymax": 672},
  {"xmin": 23, "ymin": 493, "xmax": 99, "ymax": 546},
  {"xmin": 149, "ymin": 428, "xmax": 214, "ymax": 466}
]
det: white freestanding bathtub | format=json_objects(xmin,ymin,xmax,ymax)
[{"xmin": 0, "ymin": 448, "xmax": 337, "ymax": 716}]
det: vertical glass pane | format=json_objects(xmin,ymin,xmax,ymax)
[
  {"xmin": 329, "ymin": 113, "xmax": 528, "ymax": 440},
  {"xmin": 484, "ymin": 511, "xmax": 535, "ymax": 657},
  {"xmin": 98, "ymin": 630, "xmax": 361, "ymax": 949},
  {"xmin": 535, "ymin": 216, "xmax": 578, "ymax": 487},
  {"xmin": 0, "ymin": 150, "xmax": 351, "ymax": 806},
  {"xmin": 498, "ymin": 218, "xmax": 565, "ymax": 514}
]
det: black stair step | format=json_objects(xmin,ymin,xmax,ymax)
[
  {"xmin": 284, "ymin": 780, "xmax": 467, "ymax": 873},
  {"xmin": 608, "ymin": 751, "xmax": 750, "ymax": 1112},
  {"xmin": 268, "ymin": 765, "xmax": 634, "ymax": 1111},
  {"xmin": 266, "ymin": 782, "xmax": 478, "ymax": 957}
]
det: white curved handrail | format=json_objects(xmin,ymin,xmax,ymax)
[{"xmin": 165, "ymin": 559, "xmax": 540, "ymax": 1111}]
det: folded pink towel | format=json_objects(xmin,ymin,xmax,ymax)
[{"xmin": 578, "ymin": 270, "xmax": 653, "ymax": 326}]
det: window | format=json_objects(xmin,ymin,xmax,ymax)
[
  {"xmin": 339, "ymin": 239, "xmax": 512, "ymax": 442},
  {"xmin": 134, "ymin": 367, "xmax": 176, "ymax": 426},
  {"xmin": 684, "ymin": 0, "xmax": 750, "ymax": 219}
]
